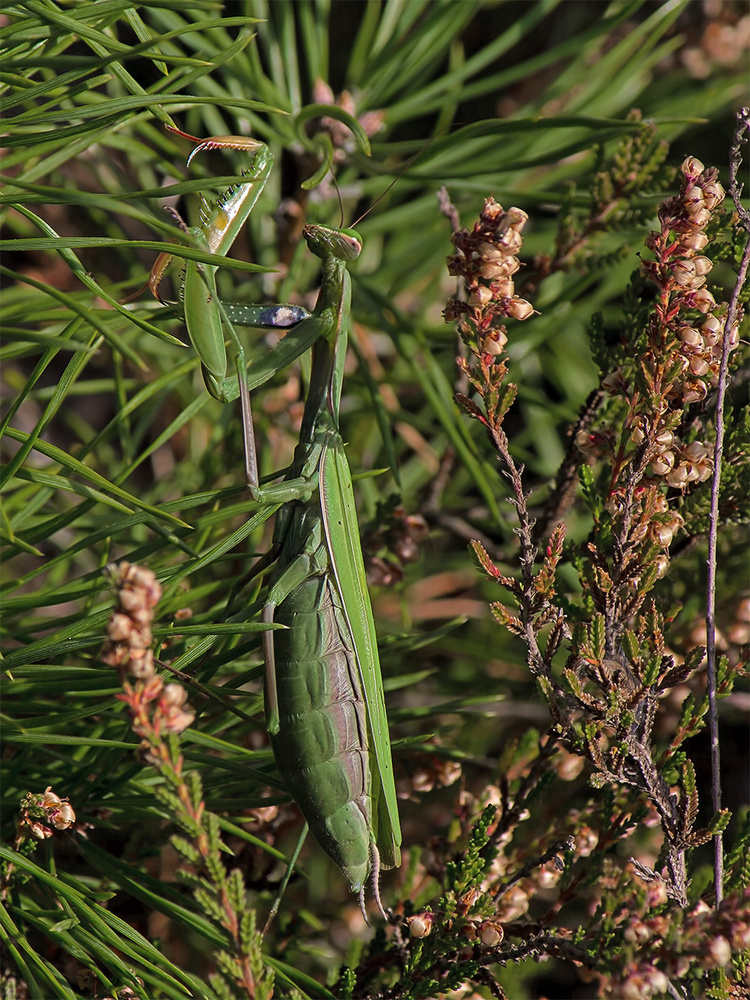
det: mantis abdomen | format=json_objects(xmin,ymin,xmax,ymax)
[{"xmin": 267, "ymin": 503, "xmax": 375, "ymax": 892}]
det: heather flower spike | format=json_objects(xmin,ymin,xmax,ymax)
[
  {"xmin": 444, "ymin": 196, "xmax": 535, "ymax": 433},
  {"xmin": 98, "ymin": 564, "xmax": 270, "ymax": 996},
  {"xmin": 102, "ymin": 562, "xmax": 195, "ymax": 744},
  {"xmin": 580, "ymin": 155, "xmax": 738, "ymax": 581}
]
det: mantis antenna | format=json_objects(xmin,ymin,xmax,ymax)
[{"xmin": 351, "ymin": 125, "xmax": 451, "ymax": 229}]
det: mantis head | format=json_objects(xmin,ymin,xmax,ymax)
[{"xmin": 303, "ymin": 224, "xmax": 362, "ymax": 263}]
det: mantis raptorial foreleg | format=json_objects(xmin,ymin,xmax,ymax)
[{"xmin": 149, "ymin": 127, "xmax": 315, "ymax": 481}]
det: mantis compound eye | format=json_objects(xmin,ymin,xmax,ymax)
[{"xmin": 303, "ymin": 224, "xmax": 362, "ymax": 261}]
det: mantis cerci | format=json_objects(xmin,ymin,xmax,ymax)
[{"xmin": 149, "ymin": 129, "xmax": 402, "ymax": 918}]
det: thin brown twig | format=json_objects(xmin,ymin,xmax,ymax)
[{"xmin": 706, "ymin": 106, "xmax": 750, "ymax": 906}]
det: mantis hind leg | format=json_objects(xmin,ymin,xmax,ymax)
[{"xmin": 262, "ymin": 821, "xmax": 309, "ymax": 937}]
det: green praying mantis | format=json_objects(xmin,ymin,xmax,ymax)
[{"xmin": 149, "ymin": 127, "xmax": 401, "ymax": 918}]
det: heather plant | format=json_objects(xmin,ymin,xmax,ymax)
[
  {"xmin": 407, "ymin": 133, "xmax": 749, "ymax": 999},
  {"xmin": 1, "ymin": 3, "xmax": 748, "ymax": 999}
]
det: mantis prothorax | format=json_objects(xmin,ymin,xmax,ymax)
[{"xmin": 151, "ymin": 130, "xmax": 401, "ymax": 918}]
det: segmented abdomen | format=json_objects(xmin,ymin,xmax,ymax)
[{"xmin": 268, "ymin": 569, "xmax": 374, "ymax": 890}]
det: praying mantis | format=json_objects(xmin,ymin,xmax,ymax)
[{"xmin": 150, "ymin": 128, "xmax": 402, "ymax": 917}]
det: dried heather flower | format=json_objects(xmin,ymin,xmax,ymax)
[
  {"xmin": 104, "ymin": 563, "xmax": 195, "ymax": 744},
  {"xmin": 681, "ymin": 380, "xmax": 708, "ymax": 405},
  {"xmin": 367, "ymin": 555, "xmax": 402, "ymax": 586},
  {"xmin": 407, "ymin": 912, "xmax": 436, "ymax": 938},
  {"xmin": 482, "ymin": 329, "xmax": 508, "ymax": 355},
  {"xmin": 678, "ymin": 325, "xmax": 703, "ymax": 349},
  {"xmin": 704, "ymin": 935, "xmax": 732, "ymax": 968},
  {"xmin": 575, "ymin": 429, "xmax": 611, "ymax": 458},
  {"xmin": 476, "ymin": 920, "xmax": 504, "ymax": 947},
  {"xmin": 601, "ymin": 369, "xmax": 629, "ymax": 395},
  {"xmin": 437, "ymin": 759, "xmax": 462, "ymax": 787},
  {"xmin": 17, "ymin": 788, "xmax": 76, "ymax": 842},
  {"xmin": 446, "ymin": 195, "xmax": 533, "ymax": 356},
  {"xmin": 598, "ymin": 155, "xmax": 737, "ymax": 508},
  {"xmin": 159, "ymin": 683, "xmax": 195, "ymax": 734},
  {"xmin": 649, "ymin": 451, "xmax": 675, "ymax": 476},
  {"xmin": 574, "ymin": 825, "xmax": 599, "ymax": 856},
  {"xmin": 42, "ymin": 789, "xmax": 76, "ymax": 829},
  {"xmin": 444, "ymin": 195, "xmax": 534, "ymax": 434},
  {"xmin": 653, "ymin": 554, "xmax": 669, "ymax": 578},
  {"xmin": 101, "ymin": 562, "xmax": 161, "ymax": 678},
  {"xmin": 497, "ymin": 883, "xmax": 530, "ymax": 921},
  {"xmin": 651, "ymin": 512, "xmax": 684, "ymax": 547},
  {"xmin": 506, "ymin": 297, "xmax": 534, "ymax": 320},
  {"xmin": 246, "ymin": 805, "xmax": 279, "ymax": 826}
]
